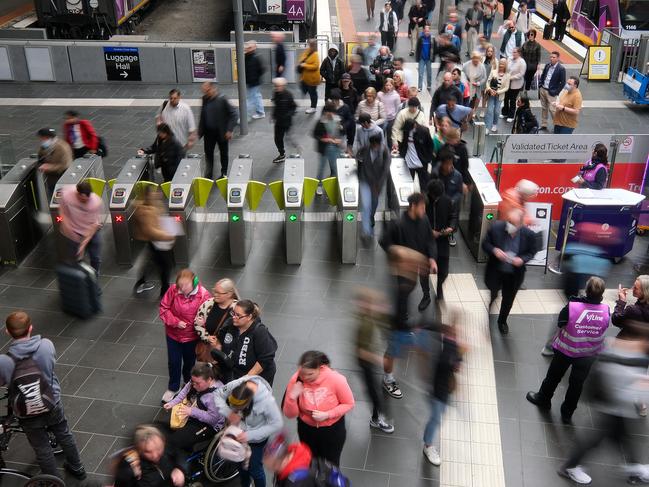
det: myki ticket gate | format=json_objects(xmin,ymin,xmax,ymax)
[
  {"xmin": 0, "ymin": 156, "xmax": 49, "ymax": 266},
  {"xmin": 164, "ymin": 155, "xmax": 202, "ymax": 265},
  {"xmin": 387, "ymin": 157, "xmax": 415, "ymax": 220},
  {"xmin": 225, "ymin": 156, "xmax": 266, "ymax": 265},
  {"xmin": 268, "ymin": 157, "xmax": 318, "ymax": 264},
  {"xmin": 109, "ymin": 155, "xmax": 154, "ymax": 266},
  {"xmin": 459, "ymin": 158, "xmax": 501, "ymax": 262},
  {"xmin": 322, "ymin": 158, "xmax": 359, "ymax": 264}
]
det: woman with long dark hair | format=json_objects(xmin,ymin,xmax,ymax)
[{"xmin": 575, "ymin": 143, "xmax": 609, "ymax": 190}]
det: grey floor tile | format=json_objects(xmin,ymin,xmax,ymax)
[
  {"xmin": 98, "ymin": 319, "xmax": 133, "ymax": 343},
  {"xmin": 341, "ymin": 468, "xmax": 390, "ymax": 487},
  {"xmin": 365, "ymin": 435, "xmax": 421, "ymax": 476},
  {"xmin": 138, "ymin": 347, "xmax": 168, "ymax": 376},
  {"xmin": 60, "ymin": 366, "xmax": 94, "ymax": 395},
  {"xmin": 79, "ymin": 434, "xmax": 120, "ymax": 474},
  {"xmin": 59, "ymin": 316, "xmax": 115, "ymax": 341},
  {"xmin": 117, "ymin": 321, "xmax": 166, "ymax": 348},
  {"xmin": 75, "ymin": 399, "xmax": 159, "ymax": 436},
  {"xmin": 78, "ymin": 341, "xmax": 135, "ymax": 370},
  {"xmin": 76, "ymin": 369, "xmax": 156, "ymax": 404},
  {"xmin": 58, "ymin": 339, "xmax": 97, "ymax": 366}
]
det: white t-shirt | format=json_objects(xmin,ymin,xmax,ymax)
[{"xmin": 159, "ymin": 101, "xmax": 196, "ymax": 147}]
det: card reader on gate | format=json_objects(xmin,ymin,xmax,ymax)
[
  {"xmin": 170, "ymin": 188, "xmax": 184, "ymax": 204},
  {"xmin": 343, "ymin": 187, "xmax": 356, "ymax": 203},
  {"xmin": 229, "ymin": 188, "xmax": 242, "ymax": 203},
  {"xmin": 399, "ymin": 188, "xmax": 410, "ymax": 203},
  {"xmin": 112, "ymin": 188, "xmax": 126, "ymax": 205},
  {"xmin": 286, "ymin": 187, "xmax": 299, "ymax": 203}
]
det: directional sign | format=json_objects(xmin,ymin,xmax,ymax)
[
  {"xmin": 104, "ymin": 46, "xmax": 141, "ymax": 81},
  {"xmin": 286, "ymin": 0, "xmax": 306, "ymax": 22}
]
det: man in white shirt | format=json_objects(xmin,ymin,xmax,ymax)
[
  {"xmin": 157, "ymin": 89, "xmax": 197, "ymax": 150},
  {"xmin": 503, "ymin": 47, "xmax": 527, "ymax": 122},
  {"xmin": 515, "ymin": 2, "xmax": 531, "ymax": 34},
  {"xmin": 377, "ymin": 1, "xmax": 399, "ymax": 51},
  {"xmin": 498, "ymin": 21, "xmax": 523, "ymax": 60}
]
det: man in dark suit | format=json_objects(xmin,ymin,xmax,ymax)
[
  {"xmin": 199, "ymin": 82, "xmax": 238, "ymax": 179},
  {"xmin": 552, "ymin": 0, "xmax": 571, "ymax": 41},
  {"xmin": 538, "ymin": 51, "xmax": 566, "ymax": 131},
  {"xmin": 482, "ymin": 208, "xmax": 538, "ymax": 334}
]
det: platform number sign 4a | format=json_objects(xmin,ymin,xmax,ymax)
[{"xmin": 287, "ymin": 0, "xmax": 306, "ymax": 21}]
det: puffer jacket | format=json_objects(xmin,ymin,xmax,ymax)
[
  {"xmin": 160, "ymin": 284, "xmax": 211, "ymax": 342},
  {"xmin": 283, "ymin": 366, "xmax": 355, "ymax": 427}
]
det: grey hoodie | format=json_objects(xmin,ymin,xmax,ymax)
[
  {"xmin": 0, "ymin": 335, "xmax": 61, "ymax": 403},
  {"xmin": 352, "ymin": 121, "xmax": 384, "ymax": 156},
  {"xmin": 213, "ymin": 375, "xmax": 282, "ymax": 444}
]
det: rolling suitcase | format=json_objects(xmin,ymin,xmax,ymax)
[
  {"xmin": 543, "ymin": 22, "xmax": 553, "ymax": 40},
  {"xmin": 56, "ymin": 262, "xmax": 102, "ymax": 318}
]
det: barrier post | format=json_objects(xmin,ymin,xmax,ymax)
[
  {"xmin": 606, "ymin": 138, "xmax": 620, "ymax": 188},
  {"xmin": 548, "ymin": 206, "xmax": 574, "ymax": 275},
  {"xmin": 233, "ymin": 0, "xmax": 249, "ymax": 136}
]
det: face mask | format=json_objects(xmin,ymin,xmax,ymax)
[
  {"xmin": 41, "ymin": 140, "xmax": 52, "ymax": 149},
  {"xmin": 564, "ymin": 83, "xmax": 572, "ymax": 91},
  {"xmin": 505, "ymin": 222, "xmax": 518, "ymax": 235}
]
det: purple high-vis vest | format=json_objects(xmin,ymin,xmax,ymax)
[
  {"xmin": 552, "ymin": 301, "xmax": 609, "ymax": 358},
  {"xmin": 580, "ymin": 162, "xmax": 607, "ymax": 182}
]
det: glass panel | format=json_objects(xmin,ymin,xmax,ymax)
[
  {"xmin": 619, "ymin": 0, "xmax": 649, "ymax": 31},
  {"xmin": 0, "ymin": 134, "xmax": 16, "ymax": 179}
]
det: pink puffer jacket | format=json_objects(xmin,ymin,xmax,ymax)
[{"xmin": 159, "ymin": 284, "xmax": 211, "ymax": 342}]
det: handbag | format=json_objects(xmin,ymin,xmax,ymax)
[
  {"xmin": 170, "ymin": 396, "xmax": 196, "ymax": 430},
  {"xmin": 530, "ymin": 71, "xmax": 539, "ymax": 91},
  {"xmin": 195, "ymin": 306, "xmax": 231, "ymax": 363}
]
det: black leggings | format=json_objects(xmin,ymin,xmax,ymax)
[
  {"xmin": 297, "ymin": 417, "xmax": 346, "ymax": 466},
  {"xmin": 359, "ymin": 359, "xmax": 385, "ymax": 421},
  {"xmin": 165, "ymin": 418, "xmax": 216, "ymax": 453}
]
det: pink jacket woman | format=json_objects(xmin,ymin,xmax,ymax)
[{"xmin": 160, "ymin": 283, "xmax": 211, "ymax": 342}]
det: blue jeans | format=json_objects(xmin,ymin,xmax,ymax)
[
  {"xmin": 418, "ymin": 59, "xmax": 433, "ymax": 92},
  {"xmin": 317, "ymin": 144, "xmax": 339, "ymax": 181},
  {"xmin": 360, "ymin": 181, "xmax": 379, "ymax": 237},
  {"xmin": 239, "ymin": 440, "xmax": 267, "ymax": 487},
  {"xmin": 553, "ymin": 125, "xmax": 574, "ymax": 134},
  {"xmin": 484, "ymin": 96, "xmax": 501, "ymax": 130},
  {"xmin": 423, "ymin": 397, "xmax": 447, "ymax": 445},
  {"xmin": 166, "ymin": 335, "xmax": 198, "ymax": 391},
  {"xmin": 483, "ymin": 17, "xmax": 494, "ymax": 40},
  {"xmin": 246, "ymin": 85, "xmax": 265, "ymax": 117}
]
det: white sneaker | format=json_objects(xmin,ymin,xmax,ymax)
[
  {"xmin": 491, "ymin": 126, "xmax": 498, "ymax": 132},
  {"xmin": 506, "ymin": 117, "xmax": 514, "ymax": 123},
  {"xmin": 499, "ymin": 114, "xmax": 505, "ymax": 119},
  {"xmin": 369, "ymin": 416, "xmax": 395, "ymax": 434},
  {"xmin": 305, "ymin": 107, "xmax": 316, "ymax": 114},
  {"xmin": 136, "ymin": 282, "xmax": 155, "ymax": 294},
  {"xmin": 251, "ymin": 113, "xmax": 265, "ymax": 119},
  {"xmin": 316, "ymin": 186, "xmax": 323, "ymax": 195},
  {"xmin": 161, "ymin": 390, "xmax": 177, "ymax": 403},
  {"xmin": 423, "ymin": 446, "xmax": 441, "ymax": 466},
  {"xmin": 559, "ymin": 466, "xmax": 592, "ymax": 484},
  {"xmin": 625, "ymin": 464, "xmax": 649, "ymax": 482}
]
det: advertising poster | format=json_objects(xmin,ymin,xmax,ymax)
[
  {"xmin": 525, "ymin": 202, "xmax": 552, "ymax": 267},
  {"xmin": 191, "ymin": 49, "xmax": 217, "ymax": 82}
]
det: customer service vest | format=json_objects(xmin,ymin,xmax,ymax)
[{"xmin": 552, "ymin": 301, "xmax": 609, "ymax": 358}]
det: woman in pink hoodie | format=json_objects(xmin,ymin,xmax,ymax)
[
  {"xmin": 282, "ymin": 351, "xmax": 355, "ymax": 465},
  {"xmin": 159, "ymin": 269, "xmax": 211, "ymax": 403}
]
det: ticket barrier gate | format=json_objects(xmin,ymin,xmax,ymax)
[
  {"xmin": 224, "ymin": 156, "xmax": 266, "ymax": 265},
  {"xmin": 0, "ymin": 156, "xmax": 49, "ymax": 266},
  {"xmin": 459, "ymin": 158, "xmax": 501, "ymax": 262},
  {"xmin": 49, "ymin": 154, "xmax": 106, "ymax": 260},
  {"xmin": 387, "ymin": 157, "xmax": 415, "ymax": 220},
  {"xmin": 109, "ymin": 155, "xmax": 154, "ymax": 266},
  {"xmin": 322, "ymin": 159, "xmax": 359, "ymax": 264},
  {"xmin": 164, "ymin": 155, "xmax": 203, "ymax": 265},
  {"xmin": 268, "ymin": 157, "xmax": 318, "ymax": 264}
]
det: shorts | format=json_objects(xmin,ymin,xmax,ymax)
[{"xmin": 386, "ymin": 329, "xmax": 420, "ymax": 358}]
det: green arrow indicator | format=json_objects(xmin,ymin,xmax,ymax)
[
  {"xmin": 231, "ymin": 214, "xmax": 240, "ymax": 222},
  {"xmin": 289, "ymin": 214, "xmax": 298, "ymax": 222},
  {"xmin": 486, "ymin": 213, "xmax": 494, "ymax": 220},
  {"xmin": 345, "ymin": 213, "xmax": 355, "ymax": 222}
]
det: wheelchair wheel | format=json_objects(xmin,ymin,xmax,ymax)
[
  {"xmin": 203, "ymin": 433, "xmax": 239, "ymax": 483},
  {"xmin": 23, "ymin": 474, "xmax": 65, "ymax": 487}
]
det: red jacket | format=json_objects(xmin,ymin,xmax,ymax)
[
  {"xmin": 277, "ymin": 442, "xmax": 312, "ymax": 481},
  {"xmin": 159, "ymin": 284, "xmax": 211, "ymax": 342},
  {"xmin": 63, "ymin": 119, "xmax": 99, "ymax": 151}
]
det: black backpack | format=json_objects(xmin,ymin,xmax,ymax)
[
  {"xmin": 7, "ymin": 351, "xmax": 56, "ymax": 418},
  {"xmin": 287, "ymin": 458, "xmax": 351, "ymax": 487}
]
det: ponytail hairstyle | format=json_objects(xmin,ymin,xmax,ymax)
[
  {"xmin": 191, "ymin": 361, "xmax": 218, "ymax": 382},
  {"xmin": 235, "ymin": 299, "xmax": 261, "ymax": 320},
  {"xmin": 298, "ymin": 350, "xmax": 331, "ymax": 370},
  {"xmin": 215, "ymin": 278, "xmax": 240, "ymax": 301},
  {"xmin": 227, "ymin": 381, "xmax": 255, "ymax": 417}
]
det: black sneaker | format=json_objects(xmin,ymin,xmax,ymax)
[
  {"xmin": 273, "ymin": 154, "xmax": 286, "ymax": 164},
  {"xmin": 448, "ymin": 233, "xmax": 457, "ymax": 247},
  {"xmin": 383, "ymin": 380, "xmax": 403, "ymax": 399},
  {"xmin": 64, "ymin": 463, "xmax": 87, "ymax": 480},
  {"xmin": 418, "ymin": 295, "xmax": 431, "ymax": 311},
  {"xmin": 497, "ymin": 321, "xmax": 509, "ymax": 335}
]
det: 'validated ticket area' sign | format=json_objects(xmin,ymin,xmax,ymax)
[{"xmin": 104, "ymin": 46, "xmax": 141, "ymax": 81}]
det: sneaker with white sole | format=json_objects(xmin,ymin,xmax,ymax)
[
  {"xmin": 383, "ymin": 380, "xmax": 403, "ymax": 399},
  {"xmin": 305, "ymin": 107, "xmax": 316, "ymax": 114},
  {"xmin": 506, "ymin": 117, "xmax": 514, "ymax": 123},
  {"xmin": 541, "ymin": 345, "xmax": 555, "ymax": 357},
  {"xmin": 252, "ymin": 113, "xmax": 265, "ymax": 119},
  {"xmin": 491, "ymin": 126, "xmax": 498, "ymax": 132},
  {"xmin": 316, "ymin": 186, "xmax": 323, "ymax": 195},
  {"xmin": 273, "ymin": 154, "xmax": 286, "ymax": 164},
  {"xmin": 135, "ymin": 282, "xmax": 156, "ymax": 294},
  {"xmin": 499, "ymin": 114, "xmax": 505, "ymax": 119},
  {"xmin": 369, "ymin": 416, "xmax": 395, "ymax": 433},
  {"xmin": 423, "ymin": 446, "xmax": 441, "ymax": 466},
  {"xmin": 558, "ymin": 466, "xmax": 592, "ymax": 484},
  {"xmin": 448, "ymin": 233, "xmax": 456, "ymax": 247},
  {"xmin": 161, "ymin": 389, "xmax": 178, "ymax": 403}
]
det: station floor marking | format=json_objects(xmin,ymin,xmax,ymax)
[{"xmin": 0, "ymin": 97, "xmax": 633, "ymax": 109}]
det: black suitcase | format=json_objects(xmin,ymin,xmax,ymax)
[
  {"xmin": 56, "ymin": 263, "xmax": 102, "ymax": 318},
  {"xmin": 543, "ymin": 23, "xmax": 553, "ymax": 40}
]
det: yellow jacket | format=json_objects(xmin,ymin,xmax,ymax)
[{"xmin": 298, "ymin": 49, "xmax": 321, "ymax": 86}]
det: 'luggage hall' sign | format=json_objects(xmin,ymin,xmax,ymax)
[{"xmin": 104, "ymin": 46, "xmax": 142, "ymax": 81}]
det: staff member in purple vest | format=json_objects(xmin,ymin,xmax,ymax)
[
  {"xmin": 573, "ymin": 144, "xmax": 609, "ymax": 190},
  {"xmin": 526, "ymin": 277, "xmax": 610, "ymax": 424}
]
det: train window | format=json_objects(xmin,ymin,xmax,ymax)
[
  {"xmin": 579, "ymin": 0, "xmax": 599, "ymax": 23},
  {"xmin": 619, "ymin": 0, "xmax": 649, "ymax": 30}
]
